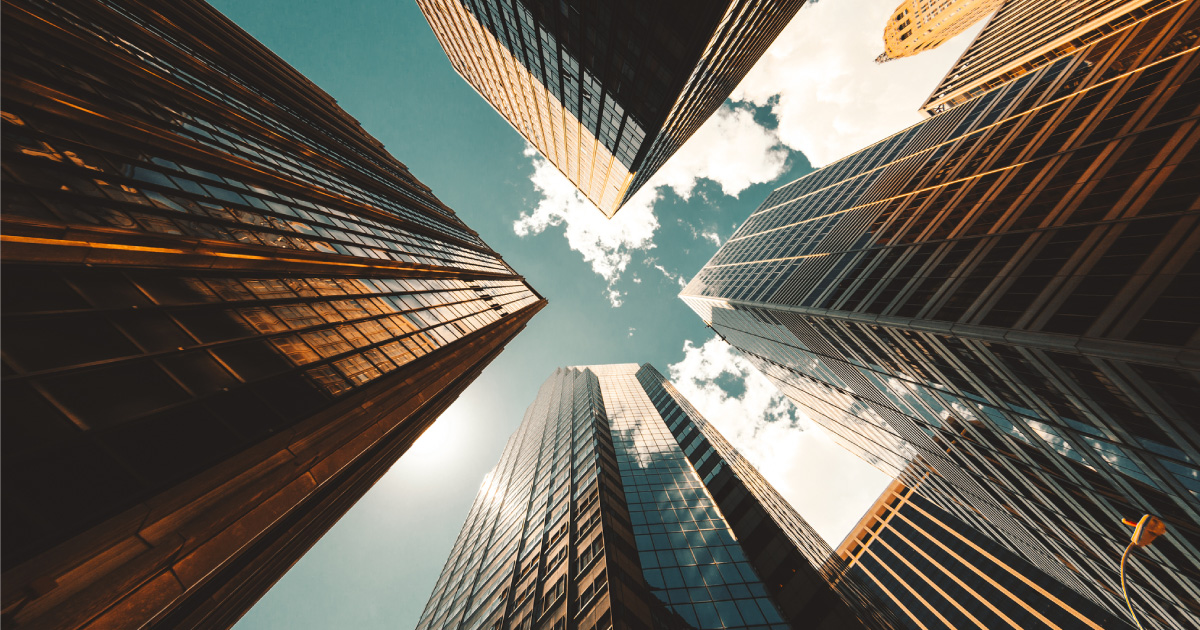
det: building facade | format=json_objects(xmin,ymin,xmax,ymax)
[
  {"xmin": 682, "ymin": 2, "xmax": 1199, "ymax": 628},
  {"xmin": 415, "ymin": 0, "xmax": 805, "ymax": 217},
  {"xmin": 878, "ymin": 0, "xmax": 1004, "ymax": 63},
  {"xmin": 0, "ymin": 1, "xmax": 544, "ymax": 628},
  {"xmin": 837, "ymin": 476, "xmax": 1129, "ymax": 630},
  {"xmin": 922, "ymin": 0, "xmax": 1174, "ymax": 114},
  {"xmin": 417, "ymin": 364, "xmax": 901, "ymax": 630}
]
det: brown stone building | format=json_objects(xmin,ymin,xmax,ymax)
[
  {"xmin": 878, "ymin": 0, "xmax": 1004, "ymax": 63},
  {"xmin": 0, "ymin": 1, "xmax": 544, "ymax": 628}
]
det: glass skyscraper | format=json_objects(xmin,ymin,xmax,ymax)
[
  {"xmin": 682, "ymin": 1, "xmax": 1199, "ymax": 628},
  {"xmin": 415, "ymin": 0, "xmax": 805, "ymax": 217},
  {"xmin": 1, "ymin": 1, "xmax": 543, "ymax": 628},
  {"xmin": 837, "ymin": 475, "xmax": 1129, "ymax": 630},
  {"xmin": 921, "ymin": 0, "xmax": 1166, "ymax": 114},
  {"xmin": 418, "ymin": 364, "xmax": 901, "ymax": 630}
]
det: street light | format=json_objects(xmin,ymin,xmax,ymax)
[{"xmin": 1119, "ymin": 514, "xmax": 1166, "ymax": 630}]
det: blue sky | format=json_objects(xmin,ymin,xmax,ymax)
[{"xmin": 212, "ymin": 1, "xmax": 985, "ymax": 628}]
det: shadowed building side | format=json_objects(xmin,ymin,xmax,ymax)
[
  {"xmin": 682, "ymin": 2, "xmax": 1200, "ymax": 627},
  {"xmin": 416, "ymin": 364, "xmax": 904, "ymax": 630},
  {"xmin": 836, "ymin": 475, "xmax": 1131, "ymax": 630},
  {"xmin": 416, "ymin": 0, "xmax": 805, "ymax": 217},
  {"xmin": 0, "ymin": 0, "xmax": 544, "ymax": 628}
]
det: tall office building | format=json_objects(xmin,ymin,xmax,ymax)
[
  {"xmin": 416, "ymin": 0, "xmax": 805, "ymax": 217},
  {"xmin": 682, "ymin": 1, "xmax": 1199, "ymax": 627},
  {"xmin": 877, "ymin": 0, "xmax": 1004, "ymax": 63},
  {"xmin": 417, "ymin": 364, "xmax": 900, "ymax": 630},
  {"xmin": 836, "ymin": 476, "xmax": 1129, "ymax": 630},
  {"xmin": 922, "ymin": 0, "xmax": 1165, "ymax": 114},
  {"xmin": 1, "ymin": 1, "xmax": 544, "ymax": 628}
]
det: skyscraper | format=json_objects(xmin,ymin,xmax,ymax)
[
  {"xmin": 921, "ymin": 0, "xmax": 1164, "ymax": 114},
  {"xmin": 837, "ymin": 475, "xmax": 1129, "ymax": 630},
  {"xmin": 417, "ymin": 364, "xmax": 901, "ymax": 630},
  {"xmin": 682, "ymin": 1, "xmax": 1199, "ymax": 627},
  {"xmin": 415, "ymin": 0, "xmax": 805, "ymax": 217},
  {"xmin": 1, "ymin": 1, "xmax": 543, "ymax": 628},
  {"xmin": 876, "ymin": 0, "xmax": 1004, "ymax": 63}
]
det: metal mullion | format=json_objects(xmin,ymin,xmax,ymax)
[
  {"xmin": 82, "ymin": 0, "xmax": 459, "ymax": 223},
  {"xmin": 6, "ymin": 154, "xmax": 486, "ymax": 268},
  {"xmin": 0, "ymin": 280, "xmax": 497, "ymax": 320},
  {"xmin": 15, "ymin": 299, "xmax": 541, "ymax": 457}
]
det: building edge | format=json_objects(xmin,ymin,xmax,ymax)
[{"xmin": 0, "ymin": 299, "xmax": 546, "ymax": 630}]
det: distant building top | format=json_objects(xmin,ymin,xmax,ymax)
[{"xmin": 880, "ymin": 0, "xmax": 1003, "ymax": 61}]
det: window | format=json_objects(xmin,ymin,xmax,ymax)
[
  {"xmin": 576, "ymin": 570, "xmax": 608, "ymax": 611},
  {"xmin": 543, "ymin": 576, "xmax": 566, "ymax": 612}
]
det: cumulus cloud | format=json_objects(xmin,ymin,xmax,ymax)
[
  {"xmin": 669, "ymin": 338, "xmax": 810, "ymax": 446},
  {"xmin": 652, "ymin": 104, "xmax": 790, "ymax": 201},
  {"xmin": 513, "ymin": 104, "xmax": 789, "ymax": 303},
  {"xmin": 700, "ymin": 230, "xmax": 721, "ymax": 246},
  {"xmin": 668, "ymin": 338, "xmax": 893, "ymax": 544},
  {"xmin": 731, "ymin": 0, "xmax": 989, "ymax": 166},
  {"xmin": 513, "ymin": 148, "xmax": 660, "ymax": 306}
]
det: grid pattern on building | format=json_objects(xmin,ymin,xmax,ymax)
[
  {"xmin": 681, "ymin": 3, "xmax": 1200, "ymax": 628},
  {"xmin": 598, "ymin": 366, "xmax": 798, "ymax": 630},
  {"xmin": 838, "ymin": 478, "xmax": 1130, "ymax": 630},
  {"xmin": 880, "ymin": 0, "xmax": 1004, "ymax": 61},
  {"xmin": 415, "ymin": 367, "xmax": 619, "ymax": 630},
  {"xmin": 417, "ymin": 364, "xmax": 898, "ymax": 630},
  {"xmin": 1, "ymin": 1, "xmax": 544, "ymax": 628},
  {"xmin": 922, "ymin": 0, "xmax": 1181, "ymax": 113},
  {"xmin": 618, "ymin": 1, "xmax": 805, "ymax": 210},
  {"xmin": 415, "ymin": 0, "xmax": 803, "ymax": 217},
  {"xmin": 633, "ymin": 368, "xmax": 905, "ymax": 630}
]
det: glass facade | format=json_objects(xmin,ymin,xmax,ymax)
[
  {"xmin": 415, "ymin": 0, "xmax": 805, "ymax": 217},
  {"xmin": 838, "ymin": 477, "xmax": 1129, "ymax": 630},
  {"xmin": 418, "ymin": 364, "xmax": 901, "ymax": 630},
  {"xmin": 922, "ymin": 0, "xmax": 1182, "ymax": 114},
  {"xmin": 1, "ymin": 1, "xmax": 544, "ymax": 628},
  {"xmin": 682, "ymin": 3, "xmax": 1199, "ymax": 629}
]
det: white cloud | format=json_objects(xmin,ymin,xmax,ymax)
[
  {"xmin": 513, "ymin": 104, "xmax": 788, "ymax": 303},
  {"xmin": 731, "ymin": 0, "xmax": 989, "ymax": 167},
  {"xmin": 668, "ymin": 338, "xmax": 893, "ymax": 544},
  {"xmin": 701, "ymin": 230, "xmax": 721, "ymax": 246},
  {"xmin": 513, "ymin": 147, "xmax": 659, "ymax": 306},
  {"xmin": 647, "ymin": 258, "xmax": 688, "ymax": 288},
  {"xmin": 651, "ymin": 105, "xmax": 790, "ymax": 201},
  {"xmin": 605, "ymin": 287, "xmax": 625, "ymax": 308},
  {"xmin": 668, "ymin": 338, "xmax": 810, "ymax": 450}
]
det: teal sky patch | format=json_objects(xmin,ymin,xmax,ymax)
[{"xmin": 211, "ymin": 1, "xmax": 815, "ymax": 628}]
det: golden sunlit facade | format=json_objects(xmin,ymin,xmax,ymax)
[
  {"xmin": 683, "ymin": 2, "xmax": 1200, "ymax": 627},
  {"xmin": 837, "ymin": 477, "xmax": 1129, "ymax": 630},
  {"xmin": 922, "ymin": 0, "xmax": 1175, "ymax": 114},
  {"xmin": 879, "ymin": 0, "xmax": 1004, "ymax": 62},
  {"xmin": 416, "ymin": 0, "xmax": 805, "ymax": 217},
  {"xmin": 1, "ymin": 1, "xmax": 544, "ymax": 628}
]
